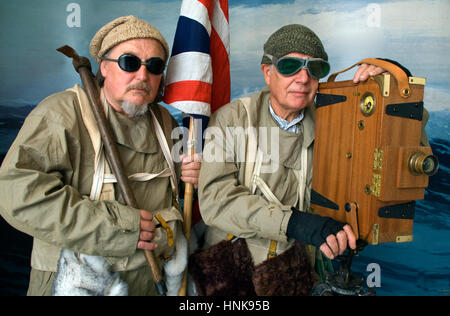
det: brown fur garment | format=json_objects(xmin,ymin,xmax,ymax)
[
  {"xmin": 252, "ymin": 242, "xmax": 315, "ymax": 296},
  {"xmin": 189, "ymin": 239, "xmax": 256, "ymax": 296},
  {"xmin": 190, "ymin": 240, "xmax": 314, "ymax": 296}
]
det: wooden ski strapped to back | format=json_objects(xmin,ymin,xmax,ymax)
[{"xmin": 311, "ymin": 58, "xmax": 439, "ymax": 245}]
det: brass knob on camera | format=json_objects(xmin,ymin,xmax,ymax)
[
  {"xmin": 360, "ymin": 93, "xmax": 376, "ymax": 116},
  {"xmin": 408, "ymin": 151, "xmax": 439, "ymax": 176}
]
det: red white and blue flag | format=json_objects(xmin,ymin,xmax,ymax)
[
  {"xmin": 164, "ymin": 0, "xmax": 230, "ymax": 226},
  {"xmin": 164, "ymin": 0, "xmax": 230, "ymax": 117}
]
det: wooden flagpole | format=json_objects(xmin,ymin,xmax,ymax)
[{"xmin": 178, "ymin": 116, "xmax": 197, "ymax": 296}]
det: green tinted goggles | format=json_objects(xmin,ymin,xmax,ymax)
[{"xmin": 265, "ymin": 54, "xmax": 330, "ymax": 79}]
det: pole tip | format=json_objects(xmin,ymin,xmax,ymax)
[{"xmin": 56, "ymin": 45, "xmax": 78, "ymax": 59}]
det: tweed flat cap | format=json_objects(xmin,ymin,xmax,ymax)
[
  {"xmin": 261, "ymin": 24, "xmax": 328, "ymax": 64},
  {"xmin": 90, "ymin": 15, "xmax": 169, "ymax": 63}
]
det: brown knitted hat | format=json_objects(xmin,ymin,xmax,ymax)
[
  {"xmin": 261, "ymin": 24, "xmax": 328, "ymax": 64},
  {"xmin": 90, "ymin": 15, "xmax": 169, "ymax": 63}
]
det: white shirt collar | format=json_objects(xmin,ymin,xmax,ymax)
[{"xmin": 268, "ymin": 100, "xmax": 304, "ymax": 133}]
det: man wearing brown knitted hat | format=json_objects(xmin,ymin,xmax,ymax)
[
  {"xmin": 0, "ymin": 16, "xmax": 200, "ymax": 295},
  {"xmin": 194, "ymin": 24, "xmax": 394, "ymax": 296}
]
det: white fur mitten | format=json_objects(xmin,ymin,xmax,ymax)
[
  {"xmin": 163, "ymin": 231, "xmax": 188, "ymax": 296},
  {"xmin": 52, "ymin": 249, "xmax": 128, "ymax": 296}
]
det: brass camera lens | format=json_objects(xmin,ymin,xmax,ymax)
[{"xmin": 408, "ymin": 151, "xmax": 439, "ymax": 176}]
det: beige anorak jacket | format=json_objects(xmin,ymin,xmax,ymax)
[
  {"xmin": 198, "ymin": 86, "xmax": 316, "ymax": 265},
  {"xmin": 0, "ymin": 87, "xmax": 182, "ymax": 295}
]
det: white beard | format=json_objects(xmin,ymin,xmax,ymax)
[{"xmin": 121, "ymin": 100, "xmax": 148, "ymax": 118}]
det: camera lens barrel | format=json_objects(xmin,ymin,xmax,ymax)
[{"xmin": 408, "ymin": 151, "xmax": 439, "ymax": 176}]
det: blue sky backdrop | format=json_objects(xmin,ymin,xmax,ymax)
[{"xmin": 0, "ymin": 0, "xmax": 449, "ymax": 112}]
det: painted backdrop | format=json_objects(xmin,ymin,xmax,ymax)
[{"xmin": 0, "ymin": 0, "xmax": 449, "ymax": 296}]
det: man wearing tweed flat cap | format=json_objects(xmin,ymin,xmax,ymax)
[
  {"xmin": 195, "ymin": 24, "xmax": 405, "ymax": 295},
  {"xmin": 0, "ymin": 16, "xmax": 200, "ymax": 296}
]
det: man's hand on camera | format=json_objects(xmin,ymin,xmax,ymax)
[
  {"xmin": 287, "ymin": 208, "xmax": 357, "ymax": 259},
  {"xmin": 353, "ymin": 63, "xmax": 387, "ymax": 84}
]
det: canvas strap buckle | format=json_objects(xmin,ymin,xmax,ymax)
[
  {"xmin": 267, "ymin": 240, "xmax": 278, "ymax": 259},
  {"xmin": 155, "ymin": 214, "xmax": 174, "ymax": 247}
]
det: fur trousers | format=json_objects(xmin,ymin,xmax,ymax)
[{"xmin": 189, "ymin": 239, "xmax": 315, "ymax": 296}]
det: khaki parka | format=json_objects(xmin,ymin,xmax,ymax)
[
  {"xmin": 198, "ymin": 86, "xmax": 316, "ymax": 266},
  {"xmin": 0, "ymin": 88, "xmax": 182, "ymax": 295}
]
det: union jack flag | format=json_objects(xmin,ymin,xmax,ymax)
[
  {"xmin": 164, "ymin": 0, "xmax": 230, "ymax": 225},
  {"xmin": 164, "ymin": 0, "xmax": 230, "ymax": 117}
]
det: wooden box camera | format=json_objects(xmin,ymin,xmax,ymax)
[{"xmin": 311, "ymin": 61, "xmax": 438, "ymax": 245}]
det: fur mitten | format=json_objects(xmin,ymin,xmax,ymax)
[{"xmin": 52, "ymin": 249, "xmax": 128, "ymax": 296}]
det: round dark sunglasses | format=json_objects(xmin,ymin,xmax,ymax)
[
  {"xmin": 102, "ymin": 54, "xmax": 165, "ymax": 75},
  {"xmin": 265, "ymin": 54, "xmax": 330, "ymax": 79}
]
